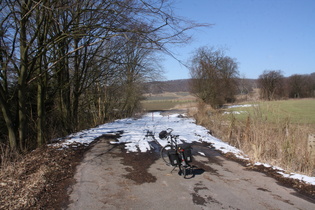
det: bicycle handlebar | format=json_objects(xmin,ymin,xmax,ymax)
[{"xmin": 166, "ymin": 128, "xmax": 173, "ymax": 134}]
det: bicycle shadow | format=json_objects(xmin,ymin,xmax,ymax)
[
  {"xmin": 147, "ymin": 141, "xmax": 207, "ymax": 178},
  {"xmin": 192, "ymin": 167, "xmax": 206, "ymax": 176},
  {"xmin": 181, "ymin": 166, "xmax": 205, "ymax": 179}
]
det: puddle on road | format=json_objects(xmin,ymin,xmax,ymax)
[
  {"xmin": 113, "ymin": 144, "xmax": 159, "ymax": 185},
  {"xmin": 191, "ymin": 181, "xmax": 222, "ymax": 207}
]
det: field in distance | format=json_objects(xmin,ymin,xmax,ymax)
[
  {"xmin": 141, "ymin": 92, "xmax": 197, "ymax": 111},
  {"xmin": 142, "ymin": 90, "xmax": 315, "ymax": 126},
  {"xmin": 224, "ymin": 98, "xmax": 315, "ymax": 125}
]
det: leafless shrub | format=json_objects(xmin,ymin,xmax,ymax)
[
  {"xmin": 258, "ymin": 70, "xmax": 285, "ymax": 100},
  {"xmin": 0, "ymin": 143, "xmax": 21, "ymax": 170}
]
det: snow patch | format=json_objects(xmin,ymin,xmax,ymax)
[
  {"xmin": 198, "ymin": 152, "xmax": 206, "ymax": 156},
  {"xmin": 227, "ymin": 104, "xmax": 257, "ymax": 109},
  {"xmin": 52, "ymin": 112, "xmax": 315, "ymax": 186},
  {"xmin": 254, "ymin": 162, "xmax": 315, "ymax": 185}
]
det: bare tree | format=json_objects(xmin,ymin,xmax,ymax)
[
  {"xmin": 0, "ymin": 23, "xmax": 18, "ymax": 150},
  {"xmin": 258, "ymin": 70, "xmax": 285, "ymax": 100},
  {"xmin": 189, "ymin": 46, "xmax": 239, "ymax": 108},
  {"xmin": 0, "ymin": 0, "xmax": 205, "ymax": 151},
  {"xmin": 286, "ymin": 74, "xmax": 314, "ymax": 98}
]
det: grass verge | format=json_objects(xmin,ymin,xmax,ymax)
[
  {"xmin": 0, "ymin": 143, "xmax": 89, "ymax": 209},
  {"xmin": 190, "ymin": 100, "xmax": 315, "ymax": 176}
]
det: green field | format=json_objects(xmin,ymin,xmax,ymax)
[
  {"xmin": 141, "ymin": 100, "xmax": 196, "ymax": 111},
  {"xmin": 226, "ymin": 99, "xmax": 315, "ymax": 124},
  {"xmin": 141, "ymin": 92, "xmax": 196, "ymax": 111},
  {"xmin": 143, "ymin": 92, "xmax": 315, "ymax": 124}
]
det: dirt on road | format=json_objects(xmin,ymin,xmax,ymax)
[{"xmin": 66, "ymin": 136, "xmax": 315, "ymax": 210}]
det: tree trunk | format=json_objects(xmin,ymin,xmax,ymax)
[
  {"xmin": 35, "ymin": 2, "xmax": 49, "ymax": 147},
  {"xmin": 36, "ymin": 58, "xmax": 47, "ymax": 146},
  {"xmin": 58, "ymin": 56, "xmax": 72, "ymax": 133},
  {"xmin": 0, "ymin": 93, "xmax": 17, "ymax": 150},
  {"xmin": 72, "ymin": 38, "xmax": 80, "ymax": 130},
  {"xmin": 37, "ymin": 78, "xmax": 44, "ymax": 146},
  {"xmin": 0, "ymin": 35, "xmax": 17, "ymax": 150},
  {"xmin": 18, "ymin": 0, "xmax": 31, "ymax": 151}
]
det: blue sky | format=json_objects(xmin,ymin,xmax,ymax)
[{"xmin": 162, "ymin": 0, "xmax": 315, "ymax": 80}]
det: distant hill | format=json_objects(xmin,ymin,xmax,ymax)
[
  {"xmin": 143, "ymin": 79, "xmax": 191, "ymax": 94},
  {"xmin": 143, "ymin": 78, "xmax": 258, "ymax": 94},
  {"xmin": 143, "ymin": 72, "xmax": 315, "ymax": 97}
]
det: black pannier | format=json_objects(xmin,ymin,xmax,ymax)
[
  {"xmin": 182, "ymin": 145, "xmax": 193, "ymax": 163},
  {"xmin": 159, "ymin": 130, "xmax": 168, "ymax": 139},
  {"xmin": 168, "ymin": 149, "xmax": 180, "ymax": 166}
]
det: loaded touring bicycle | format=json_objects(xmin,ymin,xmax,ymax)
[{"xmin": 157, "ymin": 128, "xmax": 194, "ymax": 178}]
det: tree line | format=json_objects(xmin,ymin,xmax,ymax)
[
  {"xmin": 0, "ymin": 0, "xmax": 202, "ymax": 152},
  {"xmin": 189, "ymin": 46, "xmax": 315, "ymax": 107},
  {"xmin": 258, "ymin": 70, "xmax": 315, "ymax": 100}
]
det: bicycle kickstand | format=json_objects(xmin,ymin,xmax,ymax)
[{"xmin": 170, "ymin": 166, "xmax": 177, "ymax": 174}]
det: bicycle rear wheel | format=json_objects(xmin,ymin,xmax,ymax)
[
  {"xmin": 179, "ymin": 164, "xmax": 186, "ymax": 177},
  {"xmin": 182, "ymin": 165, "xmax": 194, "ymax": 179},
  {"xmin": 160, "ymin": 145, "xmax": 172, "ymax": 166}
]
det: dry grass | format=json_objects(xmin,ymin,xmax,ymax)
[
  {"xmin": 190, "ymin": 101, "xmax": 315, "ymax": 176},
  {"xmin": 0, "ymin": 144, "xmax": 89, "ymax": 209},
  {"xmin": 0, "ymin": 144, "xmax": 22, "ymax": 173}
]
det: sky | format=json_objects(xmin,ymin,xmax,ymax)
[{"xmin": 162, "ymin": 0, "xmax": 315, "ymax": 80}]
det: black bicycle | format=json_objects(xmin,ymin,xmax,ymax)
[{"xmin": 159, "ymin": 128, "xmax": 193, "ymax": 178}]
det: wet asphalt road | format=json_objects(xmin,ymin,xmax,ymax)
[{"xmin": 66, "ymin": 138, "xmax": 315, "ymax": 210}]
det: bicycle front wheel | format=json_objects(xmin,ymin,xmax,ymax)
[{"xmin": 160, "ymin": 145, "xmax": 172, "ymax": 166}]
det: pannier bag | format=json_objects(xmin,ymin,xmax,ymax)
[
  {"xmin": 182, "ymin": 145, "xmax": 193, "ymax": 163},
  {"xmin": 159, "ymin": 130, "xmax": 168, "ymax": 139},
  {"xmin": 168, "ymin": 149, "xmax": 180, "ymax": 166}
]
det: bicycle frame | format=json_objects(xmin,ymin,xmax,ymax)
[
  {"xmin": 160, "ymin": 128, "xmax": 193, "ymax": 178},
  {"xmin": 166, "ymin": 133, "xmax": 179, "ymax": 150}
]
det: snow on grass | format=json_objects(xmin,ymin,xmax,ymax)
[
  {"xmin": 53, "ymin": 112, "xmax": 315, "ymax": 185},
  {"xmin": 223, "ymin": 104, "xmax": 256, "ymax": 115},
  {"xmin": 227, "ymin": 104, "xmax": 257, "ymax": 109},
  {"xmin": 223, "ymin": 111, "xmax": 248, "ymax": 115},
  {"xmin": 254, "ymin": 162, "xmax": 315, "ymax": 185}
]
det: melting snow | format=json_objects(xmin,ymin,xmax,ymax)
[
  {"xmin": 223, "ymin": 111, "xmax": 248, "ymax": 115},
  {"xmin": 227, "ymin": 104, "xmax": 256, "ymax": 109},
  {"xmin": 198, "ymin": 152, "xmax": 206, "ymax": 156},
  {"xmin": 53, "ymin": 112, "xmax": 315, "ymax": 185},
  {"xmin": 254, "ymin": 162, "xmax": 315, "ymax": 185}
]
